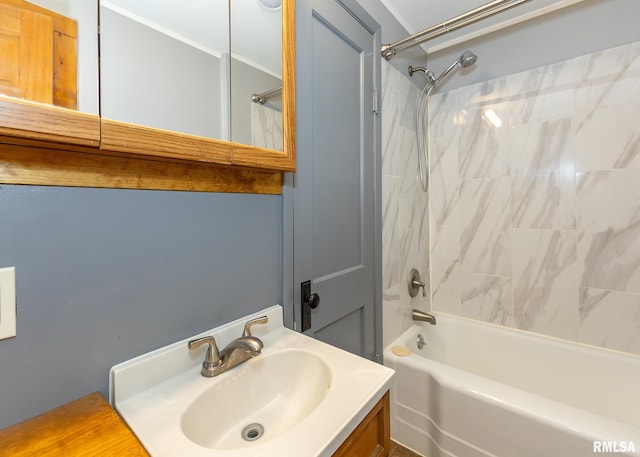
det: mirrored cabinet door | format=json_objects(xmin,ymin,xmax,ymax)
[
  {"xmin": 230, "ymin": 0, "xmax": 283, "ymax": 151},
  {"xmin": 0, "ymin": 0, "xmax": 100, "ymax": 145},
  {"xmin": 99, "ymin": 0, "xmax": 230, "ymax": 142}
]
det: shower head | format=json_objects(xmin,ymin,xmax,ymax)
[
  {"xmin": 460, "ymin": 50, "xmax": 478, "ymax": 68},
  {"xmin": 409, "ymin": 50, "xmax": 478, "ymax": 89},
  {"xmin": 435, "ymin": 50, "xmax": 478, "ymax": 85}
]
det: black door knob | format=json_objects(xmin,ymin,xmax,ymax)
[{"xmin": 308, "ymin": 293, "xmax": 320, "ymax": 309}]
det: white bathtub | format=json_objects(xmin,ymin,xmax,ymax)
[{"xmin": 384, "ymin": 313, "xmax": 640, "ymax": 457}]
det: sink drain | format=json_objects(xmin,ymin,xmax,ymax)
[{"xmin": 241, "ymin": 423, "xmax": 264, "ymax": 442}]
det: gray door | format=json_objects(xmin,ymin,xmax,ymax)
[{"xmin": 289, "ymin": 0, "xmax": 380, "ymax": 360}]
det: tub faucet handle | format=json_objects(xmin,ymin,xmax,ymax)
[{"xmin": 409, "ymin": 269, "xmax": 427, "ymax": 297}]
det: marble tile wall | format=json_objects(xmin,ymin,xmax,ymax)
[
  {"xmin": 381, "ymin": 61, "xmax": 430, "ymax": 347},
  {"xmin": 429, "ymin": 40, "xmax": 640, "ymax": 356}
]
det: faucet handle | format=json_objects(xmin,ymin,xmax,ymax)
[
  {"xmin": 242, "ymin": 315, "xmax": 268, "ymax": 337},
  {"xmin": 409, "ymin": 269, "xmax": 427, "ymax": 297},
  {"xmin": 188, "ymin": 336, "xmax": 221, "ymax": 367}
]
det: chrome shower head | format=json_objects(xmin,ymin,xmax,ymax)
[
  {"xmin": 409, "ymin": 50, "xmax": 478, "ymax": 88},
  {"xmin": 460, "ymin": 50, "xmax": 478, "ymax": 68},
  {"xmin": 434, "ymin": 49, "xmax": 478, "ymax": 85}
]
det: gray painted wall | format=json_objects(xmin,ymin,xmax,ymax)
[{"xmin": 0, "ymin": 185, "xmax": 281, "ymax": 429}]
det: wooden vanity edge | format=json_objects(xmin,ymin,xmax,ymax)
[{"xmin": 0, "ymin": 392, "xmax": 149, "ymax": 456}]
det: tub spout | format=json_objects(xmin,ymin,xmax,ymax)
[{"xmin": 412, "ymin": 309, "xmax": 436, "ymax": 325}]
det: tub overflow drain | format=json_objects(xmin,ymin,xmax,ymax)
[{"xmin": 241, "ymin": 423, "xmax": 264, "ymax": 441}]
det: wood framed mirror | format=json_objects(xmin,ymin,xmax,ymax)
[
  {"xmin": 98, "ymin": 0, "xmax": 295, "ymax": 172},
  {"xmin": 0, "ymin": 0, "xmax": 294, "ymax": 194}
]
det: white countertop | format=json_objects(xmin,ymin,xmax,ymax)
[{"xmin": 110, "ymin": 305, "xmax": 394, "ymax": 457}]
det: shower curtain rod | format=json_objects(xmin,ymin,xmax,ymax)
[
  {"xmin": 251, "ymin": 87, "xmax": 282, "ymax": 104},
  {"xmin": 381, "ymin": 0, "xmax": 533, "ymax": 60}
]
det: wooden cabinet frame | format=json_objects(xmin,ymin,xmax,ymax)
[{"xmin": 0, "ymin": 0, "xmax": 295, "ymax": 195}]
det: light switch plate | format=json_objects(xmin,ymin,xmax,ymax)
[{"xmin": 0, "ymin": 267, "xmax": 16, "ymax": 340}]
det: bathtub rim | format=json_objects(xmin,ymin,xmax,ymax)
[{"xmin": 384, "ymin": 313, "xmax": 640, "ymax": 444}]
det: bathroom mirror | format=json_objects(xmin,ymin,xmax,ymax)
[
  {"xmin": 230, "ymin": 0, "xmax": 283, "ymax": 151},
  {"xmin": 0, "ymin": 0, "xmax": 99, "ymax": 115},
  {"xmin": 99, "ymin": 0, "xmax": 285, "ymax": 152},
  {"xmin": 99, "ymin": 0, "xmax": 229, "ymax": 140}
]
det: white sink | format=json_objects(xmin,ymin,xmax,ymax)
[
  {"xmin": 181, "ymin": 349, "xmax": 331, "ymax": 450},
  {"xmin": 110, "ymin": 305, "xmax": 394, "ymax": 457}
]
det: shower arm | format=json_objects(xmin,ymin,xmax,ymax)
[{"xmin": 381, "ymin": 0, "xmax": 532, "ymax": 60}]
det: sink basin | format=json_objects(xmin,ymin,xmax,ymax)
[
  {"xmin": 110, "ymin": 305, "xmax": 394, "ymax": 457},
  {"xmin": 181, "ymin": 350, "xmax": 331, "ymax": 450}
]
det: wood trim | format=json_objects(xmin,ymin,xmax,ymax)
[
  {"xmin": 0, "ymin": 97, "xmax": 99, "ymax": 146},
  {"xmin": 0, "ymin": 143, "xmax": 282, "ymax": 194},
  {"xmin": 282, "ymin": 0, "xmax": 296, "ymax": 170},
  {"xmin": 232, "ymin": 0, "xmax": 296, "ymax": 172},
  {"xmin": 232, "ymin": 143, "xmax": 295, "ymax": 171},
  {"xmin": 0, "ymin": 0, "xmax": 295, "ymax": 193},
  {"xmin": 332, "ymin": 391, "xmax": 391, "ymax": 457},
  {"xmin": 100, "ymin": 119, "xmax": 233, "ymax": 164},
  {"xmin": 0, "ymin": 392, "xmax": 149, "ymax": 456}
]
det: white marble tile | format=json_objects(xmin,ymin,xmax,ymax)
[
  {"xmin": 429, "ymin": 133, "xmax": 460, "ymax": 228},
  {"xmin": 465, "ymin": 75, "xmax": 509, "ymax": 108},
  {"xmin": 577, "ymin": 169, "xmax": 640, "ymax": 293},
  {"xmin": 382, "ymin": 71, "xmax": 421, "ymax": 178},
  {"xmin": 512, "ymin": 172, "xmax": 576, "ymax": 230},
  {"xmin": 397, "ymin": 73, "xmax": 420, "ymax": 132},
  {"xmin": 575, "ymin": 105, "xmax": 640, "ymax": 172},
  {"xmin": 457, "ymin": 101, "xmax": 511, "ymax": 180},
  {"xmin": 383, "ymin": 282, "xmax": 414, "ymax": 348},
  {"xmin": 574, "ymin": 42, "xmax": 640, "ymax": 123},
  {"xmin": 510, "ymin": 118, "xmax": 574, "ymax": 174},
  {"xmin": 428, "ymin": 87, "xmax": 460, "ymax": 139},
  {"xmin": 381, "ymin": 62, "xmax": 432, "ymax": 346},
  {"xmin": 507, "ymin": 59, "xmax": 581, "ymax": 126},
  {"xmin": 430, "ymin": 224, "xmax": 461, "ymax": 316},
  {"xmin": 510, "ymin": 117, "xmax": 576, "ymax": 230},
  {"xmin": 398, "ymin": 127, "xmax": 421, "ymax": 193},
  {"xmin": 382, "ymin": 174, "xmax": 401, "ymax": 291},
  {"xmin": 425, "ymin": 40, "xmax": 640, "ymax": 355},
  {"xmin": 579, "ymin": 288, "xmax": 640, "ymax": 356},
  {"xmin": 576, "ymin": 41, "xmax": 640, "ymax": 81},
  {"xmin": 460, "ymin": 273, "xmax": 514, "ymax": 326},
  {"xmin": 459, "ymin": 177, "xmax": 512, "ymax": 276},
  {"xmin": 511, "ymin": 229, "xmax": 579, "ymax": 340},
  {"xmin": 381, "ymin": 65, "xmax": 399, "ymax": 177}
]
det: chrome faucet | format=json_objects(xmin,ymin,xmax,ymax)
[
  {"xmin": 188, "ymin": 316, "xmax": 268, "ymax": 377},
  {"xmin": 412, "ymin": 309, "xmax": 436, "ymax": 325}
]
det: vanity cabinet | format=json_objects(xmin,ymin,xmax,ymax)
[
  {"xmin": 0, "ymin": 390, "xmax": 389, "ymax": 456},
  {"xmin": 0, "ymin": 392, "xmax": 148, "ymax": 456},
  {"xmin": 333, "ymin": 391, "xmax": 391, "ymax": 457},
  {"xmin": 0, "ymin": 0, "xmax": 295, "ymax": 194}
]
